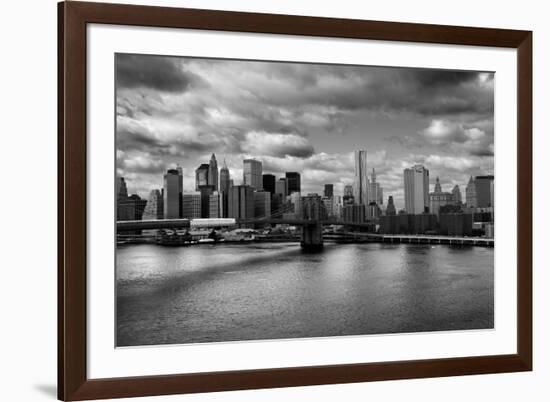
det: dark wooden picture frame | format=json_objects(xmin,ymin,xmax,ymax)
[{"xmin": 58, "ymin": 1, "xmax": 532, "ymax": 400}]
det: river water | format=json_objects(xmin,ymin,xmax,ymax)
[{"xmin": 116, "ymin": 242, "xmax": 494, "ymax": 347}]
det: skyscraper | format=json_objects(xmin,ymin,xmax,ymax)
[
  {"xmin": 243, "ymin": 159, "xmax": 262, "ymax": 189},
  {"xmin": 195, "ymin": 163, "xmax": 209, "ymax": 190},
  {"xmin": 368, "ymin": 168, "xmax": 383, "ymax": 205},
  {"xmin": 475, "ymin": 175, "xmax": 494, "ymax": 207},
  {"xmin": 163, "ymin": 169, "xmax": 183, "ymax": 219},
  {"xmin": 219, "ymin": 160, "xmax": 230, "ymax": 193},
  {"xmin": 228, "ymin": 185, "xmax": 254, "ymax": 220},
  {"xmin": 116, "ymin": 177, "xmax": 128, "ymax": 200},
  {"xmin": 452, "ymin": 184, "xmax": 462, "ymax": 205},
  {"xmin": 354, "ymin": 150, "xmax": 368, "ymax": 206},
  {"xmin": 404, "ymin": 164, "xmax": 429, "ymax": 214},
  {"xmin": 285, "ymin": 172, "xmax": 301, "ymax": 194},
  {"xmin": 198, "ymin": 184, "xmax": 215, "ymax": 218},
  {"xmin": 182, "ymin": 192, "xmax": 201, "ymax": 219},
  {"xmin": 208, "ymin": 153, "xmax": 219, "ymax": 191},
  {"xmin": 209, "ymin": 191, "xmax": 223, "ymax": 218},
  {"xmin": 262, "ymin": 174, "xmax": 276, "ymax": 195},
  {"xmin": 324, "ymin": 184, "xmax": 334, "ymax": 198},
  {"xmin": 466, "ymin": 176, "xmax": 477, "ymax": 208},
  {"xmin": 429, "ymin": 177, "xmax": 453, "ymax": 216},
  {"xmin": 254, "ymin": 191, "xmax": 271, "ymax": 218},
  {"xmin": 219, "ymin": 160, "xmax": 231, "ymax": 218},
  {"xmin": 386, "ymin": 196, "xmax": 396, "ymax": 216},
  {"xmin": 275, "ymin": 177, "xmax": 288, "ymax": 198},
  {"xmin": 142, "ymin": 189, "xmax": 164, "ymax": 220}
]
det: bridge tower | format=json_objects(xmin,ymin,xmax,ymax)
[{"xmin": 300, "ymin": 195, "xmax": 325, "ymax": 251}]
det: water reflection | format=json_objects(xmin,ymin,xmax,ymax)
[{"xmin": 116, "ymin": 243, "xmax": 494, "ymax": 346}]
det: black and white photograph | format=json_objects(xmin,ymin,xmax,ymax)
[{"xmin": 115, "ymin": 53, "xmax": 495, "ymax": 347}]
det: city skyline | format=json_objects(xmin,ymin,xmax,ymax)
[{"xmin": 116, "ymin": 54, "xmax": 494, "ymax": 209}]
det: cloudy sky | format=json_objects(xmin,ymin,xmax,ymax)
[{"xmin": 116, "ymin": 53, "xmax": 494, "ymax": 210}]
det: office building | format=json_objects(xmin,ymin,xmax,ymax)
[
  {"xmin": 209, "ymin": 191, "xmax": 223, "ymax": 218},
  {"xmin": 208, "ymin": 153, "xmax": 219, "ymax": 191},
  {"xmin": 163, "ymin": 168, "xmax": 183, "ymax": 219},
  {"xmin": 116, "ymin": 177, "xmax": 128, "ymax": 200},
  {"xmin": 142, "ymin": 189, "xmax": 163, "ymax": 220},
  {"xmin": 228, "ymin": 185, "xmax": 255, "ymax": 220},
  {"xmin": 285, "ymin": 172, "xmax": 301, "ymax": 194},
  {"xmin": 439, "ymin": 213, "xmax": 473, "ymax": 236},
  {"xmin": 275, "ymin": 177, "xmax": 288, "ymax": 198},
  {"xmin": 354, "ymin": 149, "xmax": 368, "ymax": 206},
  {"xmin": 368, "ymin": 168, "xmax": 383, "ymax": 205},
  {"xmin": 182, "ymin": 192, "xmax": 201, "ymax": 219},
  {"xmin": 404, "ymin": 164, "xmax": 429, "ymax": 214},
  {"xmin": 199, "ymin": 185, "xmax": 215, "ymax": 218},
  {"xmin": 475, "ymin": 175, "xmax": 494, "ymax": 207},
  {"xmin": 324, "ymin": 184, "xmax": 334, "ymax": 198},
  {"xmin": 429, "ymin": 177, "xmax": 453, "ymax": 216},
  {"xmin": 262, "ymin": 174, "xmax": 276, "ymax": 195},
  {"xmin": 452, "ymin": 184, "xmax": 462, "ymax": 205},
  {"xmin": 219, "ymin": 160, "xmax": 231, "ymax": 193},
  {"xmin": 343, "ymin": 204, "xmax": 365, "ymax": 224},
  {"xmin": 254, "ymin": 191, "xmax": 271, "ymax": 218},
  {"xmin": 195, "ymin": 163, "xmax": 209, "ymax": 190},
  {"xmin": 367, "ymin": 201, "xmax": 382, "ymax": 220},
  {"xmin": 466, "ymin": 176, "xmax": 477, "ymax": 208},
  {"xmin": 288, "ymin": 192, "xmax": 302, "ymax": 218},
  {"xmin": 386, "ymin": 195, "xmax": 396, "ymax": 216},
  {"xmin": 243, "ymin": 159, "xmax": 262, "ymax": 189}
]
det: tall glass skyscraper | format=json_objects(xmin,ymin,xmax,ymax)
[
  {"xmin": 285, "ymin": 172, "xmax": 301, "ymax": 194},
  {"xmin": 208, "ymin": 153, "xmax": 219, "ymax": 191},
  {"xmin": 163, "ymin": 168, "xmax": 183, "ymax": 219},
  {"xmin": 404, "ymin": 164, "xmax": 429, "ymax": 214},
  {"xmin": 243, "ymin": 159, "xmax": 262, "ymax": 189},
  {"xmin": 354, "ymin": 149, "xmax": 368, "ymax": 206}
]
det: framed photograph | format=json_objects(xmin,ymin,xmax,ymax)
[{"xmin": 58, "ymin": 1, "xmax": 532, "ymax": 400}]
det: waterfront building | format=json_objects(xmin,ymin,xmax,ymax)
[
  {"xmin": 228, "ymin": 185, "xmax": 255, "ymax": 220},
  {"xmin": 379, "ymin": 213, "xmax": 437, "ymax": 234},
  {"xmin": 195, "ymin": 163, "xmax": 209, "ymax": 190},
  {"xmin": 254, "ymin": 191, "xmax": 271, "ymax": 218},
  {"xmin": 275, "ymin": 177, "xmax": 288, "ymax": 198},
  {"xmin": 466, "ymin": 176, "xmax": 477, "ymax": 208},
  {"xmin": 199, "ymin": 185, "xmax": 215, "ymax": 218},
  {"xmin": 262, "ymin": 174, "xmax": 276, "ymax": 195},
  {"xmin": 117, "ymin": 193, "xmax": 147, "ymax": 221},
  {"xmin": 404, "ymin": 164, "xmax": 429, "ymax": 214},
  {"xmin": 163, "ymin": 168, "xmax": 183, "ymax": 219},
  {"xmin": 386, "ymin": 195, "xmax": 396, "ymax": 216},
  {"xmin": 354, "ymin": 149, "xmax": 369, "ymax": 206},
  {"xmin": 475, "ymin": 175, "xmax": 494, "ymax": 207},
  {"xmin": 324, "ymin": 184, "xmax": 334, "ymax": 198},
  {"xmin": 142, "ymin": 189, "xmax": 163, "ymax": 220},
  {"xmin": 429, "ymin": 177, "xmax": 454, "ymax": 216},
  {"xmin": 243, "ymin": 159, "xmax": 262, "ymax": 189},
  {"xmin": 181, "ymin": 192, "xmax": 201, "ymax": 219},
  {"xmin": 285, "ymin": 172, "xmax": 301, "ymax": 194},
  {"xmin": 208, "ymin": 153, "xmax": 219, "ymax": 191},
  {"xmin": 439, "ymin": 213, "xmax": 473, "ymax": 236},
  {"xmin": 452, "ymin": 184, "xmax": 462, "ymax": 205}
]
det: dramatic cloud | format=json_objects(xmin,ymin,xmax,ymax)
[
  {"xmin": 116, "ymin": 54, "xmax": 204, "ymax": 92},
  {"xmin": 115, "ymin": 54, "xmax": 494, "ymax": 209}
]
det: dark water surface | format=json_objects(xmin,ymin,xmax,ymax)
[{"xmin": 116, "ymin": 242, "xmax": 494, "ymax": 346}]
